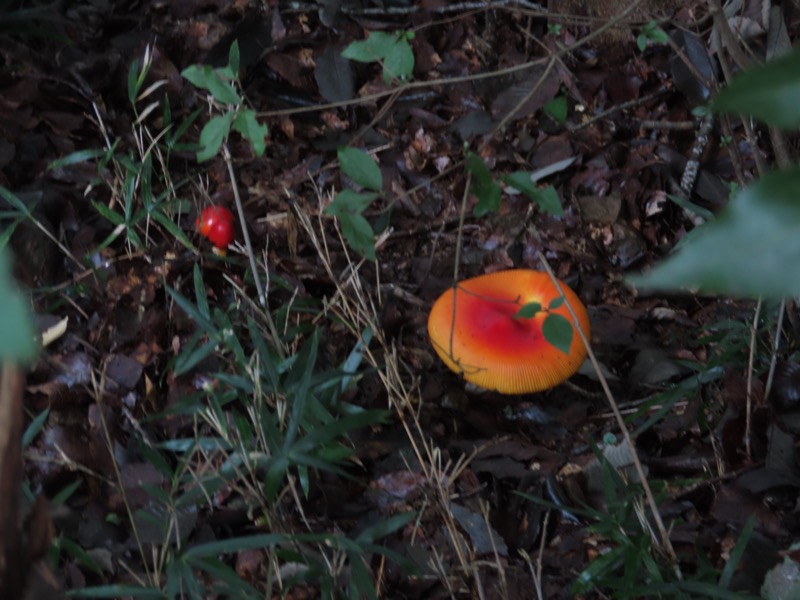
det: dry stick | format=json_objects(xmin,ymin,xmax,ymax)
[
  {"xmin": 447, "ymin": 172, "xmax": 473, "ymax": 362},
  {"xmin": 764, "ymin": 299, "xmax": 786, "ymax": 402},
  {"xmin": 491, "ymin": 56, "xmax": 556, "ymax": 137},
  {"xmin": 639, "ymin": 120, "xmax": 697, "ymax": 131},
  {"xmin": 259, "ymin": 58, "xmax": 550, "ymax": 119},
  {"xmin": 351, "ymin": 87, "xmax": 404, "ymax": 147},
  {"xmin": 535, "ymin": 249, "xmax": 683, "ymax": 579},
  {"xmin": 745, "ymin": 299, "xmax": 762, "ymax": 461},
  {"xmin": 569, "ymin": 88, "xmax": 670, "ymax": 132},
  {"xmin": 223, "ymin": 144, "xmax": 265, "ymax": 307},
  {"xmin": 261, "ymin": 0, "xmax": 647, "ymax": 122},
  {"xmin": 90, "ymin": 371, "xmax": 153, "ymax": 584},
  {"xmin": 340, "ymin": 0, "xmax": 546, "ymax": 15},
  {"xmin": 518, "ymin": 509, "xmax": 550, "ymax": 600},
  {"xmin": 222, "ymin": 144, "xmax": 286, "ymax": 359}
]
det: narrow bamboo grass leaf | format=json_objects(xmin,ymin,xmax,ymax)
[
  {"xmin": 719, "ymin": 515, "xmax": 755, "ymax": 589},
  {"xmin": 283, "ymin": 329, "xmax": 319, "ymax": 449},
  {"xmin": 183, "ymin": 533, "xmax": 291, "ymax": 558},
  {"xmin": 22, "ymin": 407, "xmax": 49, "ymax": 448},
  {"xmin": 67, "ymin": 585, "xmax": 164, "ymax": 598}
]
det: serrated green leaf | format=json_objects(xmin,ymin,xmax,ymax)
[
  {"xmin": 181, "ymin": 64, "xmax": 241, "ymax": 105},
  {"xmin": 503, "ymin": 172, "xmax": 563, "ymax": 216},
  {"xmin": 341, "ymin": 31, "xmax": 399, "ymax": 63},
  {"xmin": 542, "ymin": 313, "xmax": 573, "ymax": 355},
  {"xmin": 712, "ymin": 46, "xmax": 800, "ymax": 129},
  {"xmin": 197, "ymin": 112, "xmax": 234, "ymax": 162},
  {"xmin": 629, "ymin": 167, "xmax": 800, "ymax": 299},
  {"xmin": 466, "ymin": 153, "xmax": 501, "ymax": 217},
  {"xmin": 383, "ymin": 38, "xmax": 414, "ymax": 83},
  {"xmin": 514, "ymin": 302, "xmax": 542, "ymax": 319},
  {"xmin": 338, "ymin": 147, "xmax": 382, "ymax": 191},
  {"xmin": 232, "ymin": 109, "xmax": 268, "ymax": 157}
]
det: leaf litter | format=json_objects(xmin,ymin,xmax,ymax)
[{"xmin": 2, "ymin": 0, "xmax": 800, "ymax": 597}]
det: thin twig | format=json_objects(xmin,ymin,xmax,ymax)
[
  {"xmin": 569, "ymin": 89, "xmax": 669, "ymax": 132},
  {"xmin": 223, "ymin": 143, "xmax": 266, "ymax": 307},
  {"xmin": 764, "ymin": 299, "xmax": 786, "ymax": 403},
  {"xmin": 285, "ymin": 0, "xmax": 546, "ymax": 16},
  {"xmin": 223, "ymin": 144, "xmax": 286, "ymax": 359},
  {"xmin": 261, "ymin": 0, "xmax": 647, "ymax": 122},
  {"xmin": 536, "ymin": 249, "xmax": 683, "ymax": 579},
  {"xmin": 745, "ymin": 298, "xmax": 762, "ymax": 462}
]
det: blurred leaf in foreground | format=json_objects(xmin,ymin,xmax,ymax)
[
  {"xmin": 712, "ymin": 47, "xmax": 800, "ymax": 129},
  {"xmin": 0, "ymin": 249, "xmax": 37, "ymax": 363},
  {"xmin": 629, "ymin": 168, "xmax": 800, "ymax": 299}
]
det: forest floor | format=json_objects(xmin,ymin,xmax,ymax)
[{"xmin": 2, "ymin": 0, "xmax": 800, "ymax": 598}]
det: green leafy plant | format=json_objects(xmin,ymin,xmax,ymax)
[
  {"xmin": 524, "ymin": 449, "xmax": 756, "ymax": 599},
  {"xmin": 514, "ymin": 297, "xmax": 573, "ymax": 354},
  {"xmin": 466, "ymin": 152, "xmax": 564, "ymax": 217},
  {"xmin": 181, "ymin": 41, "xmax": 268, "ymax": 162},
  {"xmin": 637, "ymin": 20, "xmax": 669, "ymax": 52},
  {"xmin": 342, "ymin": 30, "xmax": 415, "ymax": 84},
  {"xmin": 324, "ymin": 147, "xmax": 383, "ymax": 261},
  {"xmin": 63, "ymin": 262, "xmax": 407, "ymax": 598},
  {"xmin": 546, "ymin": 23, "xmax": 562, "ymax": 36},
  {"xmin": 49, "ymin": 46, "xmax": 196, "ymax": 254}
]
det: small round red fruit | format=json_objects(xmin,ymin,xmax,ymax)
[{"xmin": 196, "ymin": 206, "xmax": 235, "ymax": 249}]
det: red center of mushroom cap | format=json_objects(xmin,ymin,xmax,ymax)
[{"xmin": 427, "ymin": 269, "xmax": 591, "ymax": 394}]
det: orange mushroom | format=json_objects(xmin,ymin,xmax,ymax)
[{"xmin": 427, "ymin": 269, "xmax": 591, "ymax": 394}]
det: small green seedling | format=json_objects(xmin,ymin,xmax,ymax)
[
  {"xmin": 637, "ymin": 20, "xmax": 669, "ymax": 52},
  {"xmin": 324, "ymin": 147, "xmax": 383, "ymax": 261},
  {"xmin": 342, "ymin": 30, "xmax": 415, "ymax": 84}
]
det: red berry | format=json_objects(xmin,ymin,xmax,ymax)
[{"xmin": 196, "ymin": 206, "xmax": 234, "ymax": 249}]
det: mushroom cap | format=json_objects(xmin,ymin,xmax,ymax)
[
  {"xmin": 196, "ymin": 206, "xmax": 235, "ymax": 249},
  {"xmin": 427, "ymin": 269, "xmax": 591, "ymax": 394}
]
